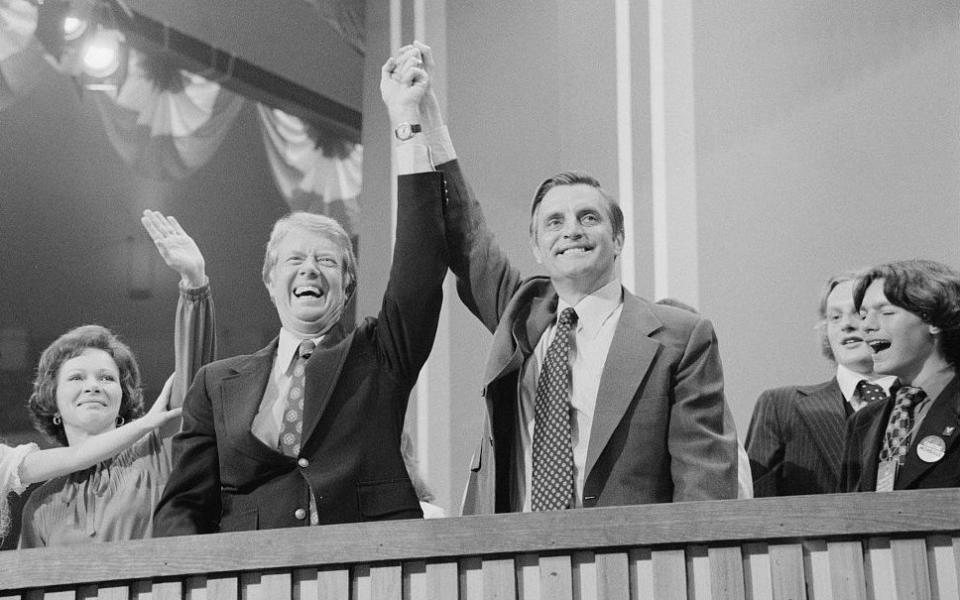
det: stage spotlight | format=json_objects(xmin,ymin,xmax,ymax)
[
  {"xmin": 62, "ymin": 14, "xmax": 89, "ymax": 41},
  {"xmin": 82, "ymin": 28, "xmax": 123, "ymax": 78}
]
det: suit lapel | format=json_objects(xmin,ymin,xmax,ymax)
[
  {"xmin": 896, "ymin": 377, "xmax": 960, "ymax": 489},
  {"xmin": 220, "ymin": 341, "xmax": 279, "ymax": 458},
  {"xmin": 793, "ymin": 380, "xmax": 847, "ymax": 481},
  {"xmin": 300, "ymin": 325, "xmax": 353, "ymax": 444},
  {"xmin": 584, "ymin": 292, "xmax": 662, "ymax": 479},
  {"xmin": 484, "ymin": 291, "xmax": 555, "ymax": 387}
]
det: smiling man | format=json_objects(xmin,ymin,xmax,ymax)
[
  {"xmin": 746, "ymin": 272, "xmax": 896, "ymax": 496},
  {"xmin": 387, "ymin": 42, "xmax": 737, "ymax": 513},
  {"xmin": 152, "ymin": 63, "xmax": 449, "ymax": 534},
  {"xmin": 841, "ymin": 259, "xmax": 960, "ymax": 492}
]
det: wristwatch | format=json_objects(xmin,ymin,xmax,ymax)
[{"xmin": 394, "ymin": 122, "xmax": 422, "ymax": 141}]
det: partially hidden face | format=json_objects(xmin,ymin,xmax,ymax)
[
  {"xmin": 860, "ymin": 278, "xmax": 940, "ymax": 382},
  {"xmin": 266, "ymin": 228, "xmax": 348, "ymax": 337},
  {"xmin": 530, "ymin": 184, "xmax": 623, "ymax": 295},
  {"xmin": 55, "ymin": 348, "xmax": 123, "ymax": 439},
  {"xmin": 824, "ymin": 279, "xmax": 874, "ymax": 374}
]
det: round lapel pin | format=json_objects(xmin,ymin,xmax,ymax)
[{"xmin": 916, "ymin": 435, "xmax": 946, "ymax": 463}]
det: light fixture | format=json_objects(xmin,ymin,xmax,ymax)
[{"xmin": 34, "ymin": 0, "xmax": 128, "ymax": 90}]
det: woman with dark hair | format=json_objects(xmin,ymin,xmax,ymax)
[
  {"xmin": 17, "ymin": 210, "xmax": 216, "ymax": 547},
  {"xmin": 0, "ymin": 379, "xmax": 180, "ymax": 544}
]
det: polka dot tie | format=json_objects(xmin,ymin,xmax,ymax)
[
  {"xmin": 279, "ymin": 340, "xmax": 315, "ymax": 457},
  {"xmin": 879, "ymin": 385, "xmax": 925, "ymax": 465},
  {"xmin": 531, "ymin": 307, "xmax": 578, "ymax": 511},
  {"xmin": 856, "ymin": 380, "xmax": 888, "ymax": 405}
]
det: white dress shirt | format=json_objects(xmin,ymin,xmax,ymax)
[
  {"xmin": 513, "ymin": 279, "xmax": 624, "ymax": 511},
  {"xmin": 835, "ymin": 364, "xmax": 897, "ymax": 412}
]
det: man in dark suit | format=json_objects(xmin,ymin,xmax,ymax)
[
  {"xmin": 842, "ymin": 260, "xmax": 960, "ymax": 492},
  {"xmin": 746, "ymin": 272, "xmax": 896, "ymax": 496},
  {"xmin": 153, "ymin": 62, "xmax": 448, "ymax": 534},
  {"xmin": 390, "ymin": 43, "xmax": 737, "ymax": 514}
]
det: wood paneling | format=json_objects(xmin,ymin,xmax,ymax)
[{"xmin": 4, "ymin": 491, "xmax": 960, "ymax": 599}]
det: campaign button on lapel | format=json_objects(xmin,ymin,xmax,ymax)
[{"xmin": 917, "ymin": 435, "xmax": 947, "ymax": 463}]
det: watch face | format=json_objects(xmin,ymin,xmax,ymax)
[{"xmin": 396, "ymin": 124, "xmax": 412, "ymax": 140}]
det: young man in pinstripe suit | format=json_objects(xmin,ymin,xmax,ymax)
[{"xmin": 746, "ymin": 272, "xmax": 895, "ymax": 496}]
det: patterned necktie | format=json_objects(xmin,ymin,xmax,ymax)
[
  {"xmin": 531, "ymin": 307, "xmax": 578, "ymax": 511},
  {"xmin": 856, "ymin": 380, "xmax": 888, "ymax": 405},
  {"xmin": 879, "ymin": 385, "xmax": 926, "ymax": 464},
  {"xmin": 279, "ymin": 339, "xmax": 315, "ymax": 457}
]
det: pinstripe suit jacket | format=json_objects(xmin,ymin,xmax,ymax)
[{"xmin": 745, "ymin": 379, "xmax": 848, "ymax": 496}]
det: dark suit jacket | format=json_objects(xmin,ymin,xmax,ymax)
[
  {"xmin": 746, "ymin": 379, "xmax": 848, "ymax": 496},
  {"xmin": 437, "ymin": 160, "xmax": 738, "ymax": 515},
  {"xmin": 842, "ymin": 375, "xmax": 960, "ymax": 492},
  {"xmin": 153, "ymin": 171, "xmax": 448, "ymax": 535}
]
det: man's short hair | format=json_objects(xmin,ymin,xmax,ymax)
[
  {"xmin": 817, "ymin": 270, "xmax": 860, "ymax": 361},
  {"xmin": 853, "ymin": 259, "xmax": 960, "ymax": 368},
  {"xmin": 261, "ymin": 212, "xmax": 357, "ymax": 301},
  {"xmin": 528, "ymin": 171, "xmax": 625, "ymax": 241}
]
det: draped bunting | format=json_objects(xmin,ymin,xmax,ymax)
[
  {"xmin": 0, "ymin": 0, "xmax": 44, "ymax": 109},
  {"xmin": 91, "ymin": 47, "xmax": 243, "ymax": 180},
  {"xmin": 0, "ymin": 2, "xmax": 363, "ymax": 222},
  {"xmin": 256, "ymin": 104, "xmax": 363, "ymax": 235}
]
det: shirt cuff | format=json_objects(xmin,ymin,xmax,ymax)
[
  {"xmin": 395, "ymin": 141, "xmax": 433, "ymax": 175},
  {"xmin": 10, "ymin": 442, "xmax": 40, "ymax": 495},
  {"xmin": 424, "ymin": 125, "xmax": 457, "ymax": 165}
]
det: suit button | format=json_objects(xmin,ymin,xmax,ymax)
[
  {"xmin": 294, "ymin": 508, "xmax": 307, "ymax": 520},
  {"xmin": 298, "ymin": 458, "xmax": 309, "ymax": 468}
]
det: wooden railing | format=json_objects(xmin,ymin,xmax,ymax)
[{"xmin": 2, "ymin": 490, "xmax": 959, "ymax": 599}]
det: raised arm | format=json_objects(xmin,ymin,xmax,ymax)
[
  {"xmin": 392, "ymin": 42, "xmax": 524, "ymax": 333},
  {"xmin": 375, "ymin": 51, "xmax": 448, "ymax": 380},
  {"xmin": 142, "ymin": 210, "xmax": 217, "ymax": 438},
  {"xmin": 18, "ymin": 376, "xmax": 179, "ymax": 484}
]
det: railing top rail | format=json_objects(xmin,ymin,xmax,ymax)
[{"xmin": 3, "ymin": 489, "xmax": 960, "ymax": 590}]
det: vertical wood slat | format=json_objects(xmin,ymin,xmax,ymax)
[
  {"xmin": 353, "ymin": 564, "xmax": 372, "ymax": 600},
  {"xmin": 97, "ymin": 585, "xmax": 130, "ymax": 600},
  {"xmin": 259, "ymin": 572, "xmax": 291, "ymax": 600},
  {"xmin": 370, "ymin": 564, "xmax": 402, "ymax": 600},
  {"xmin": 686, "ymin": 545, "xmax": 710, "ymax": 600},
  {"xmin": 708, "ymin": 546, "xmax": 745, "ymax": 600},
  {"xmin": 891, "ymin": 538, "xmax": 932, "ymax": 600},
  {"xmin": 864, "ymin": 537, "xmax": 896, "ymax": 600},
  {"xmin": 827, "ymin": 540, "xmax": 866, "ymax": 600},
  {"xmin": 34, "ymin": 593, "xmax": 74, "ymax": 600},
  {"xmin": 651, "ymin": 549, "xmax": 687, "ymax": 600},
  {"xmin": 481, "ymin": 557, "xmax": 516, "ymax": 600},
  {"xmin": 594, "ymin": 551, "xmax": 629, "ymax": 600},
  {"xmin": 539, "ymin": 555, "xmax": 573, "ymax": 600},
  {"xmin": 742, "ymin": 542, "xmax": 771, "ymax": 600},
  {"xmin": 0, "ymin": 595, "xmax": 22, "ymax": 600},
  {"xmin": 76, "ymin": 585, "xmax": 98, "ymax": 600},
  {"xmin": 804, "ymin": 539, "xmax": 832, "ymax": 600},
  {"xmin": 314, "ymin": 567, "xmax": 350, "ymax": 600},
  {"xmin": 424, "ymin": 561, "xmax": 459, "ymax": 600},
  {"xmin": 927, "ymin": 535, "xmax": 960, "ymax": 599},
  {"xmin": 183, "ymin": 575, "xmax": 206, "ymax": 600},
  {"xmin": 96, "ymin": 587, "xmax": 129, "ymax": 600},
  {"xmin": 571, "ymin": 551, "xmax": 595, "ymax": 600},
  {"xmin": 514, "ymin": 553, "xmax": 539, "ymax": 600},
  {"xmin": 629, "ymin": 548, "xmax": 653, "ymax": 600},
  {"xmin": 767, "ymin": 543, "xmax": 805, "ymax": 600},
  {"xmin": 459, "ymin": 556, "xmax": 483, "ymax": 600},
  {"xmin": 203, "ymin": 575, "xmax": 238, "ymax": 600},
  {"xmin": 403, "ymin": 560, "xmax": 426, "ymax": 600}
]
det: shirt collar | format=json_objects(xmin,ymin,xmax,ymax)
[
  {"xmin": 278, "ymin": 328, "xmax": 324, "ymax": 369},
  {"xmin": 835, "ymin": 363, "xmax": 897, "ymax": 402},
  {"xmin": 557, "ymin": 279, "xmax": 623, "ymax": 339}
]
